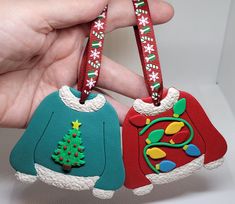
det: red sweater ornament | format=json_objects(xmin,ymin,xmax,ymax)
[
  {"xmin": 122, "ymin": 88, "xmax": 227, "ymax": 195},
  {"xmin": 122, "ymin": 0, "xmax": 227, "ymax": 196}
]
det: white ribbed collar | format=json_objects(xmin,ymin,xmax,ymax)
[
  {"xmin": 59, "ymin": 86, "xmax": 106, "ymax": 112},
  {"xmin": 133, "ymin": 87, "xmax": 180, "ymax": 116}
]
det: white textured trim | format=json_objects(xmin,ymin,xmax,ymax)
[
  {"xmin": 15, "ymin": 172, "xmax": 37, "ymax": 184},
  {"xmin": 133, "ymin": 87, "xmax": 180, "ymax": 116},
  {"xmin": 92, "ymin": 188, "xmax": 114, "ymax": 199},
  {"xmin": 133, "ymin": 184, "xmax": 153, "ymax": 196},
  {"xmin": 35, "ymin": 164, "xmax": 99, "ymax": 191},
  {"xmin": 204, "ymin": 157, "xmax": 224, "ymax": 170},
  {"xmin": 59, "ymin": 86, "xmax": 106, "ymax": 112},
  {"xmin": 146, "ymin": 155, "xmax": 204, "ymax": 184}
]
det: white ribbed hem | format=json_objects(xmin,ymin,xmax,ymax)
[
  {"xmin": 92, "ymin": 188, "xmax": 114, "ymax": 199},
  {"xmin": 133, "ymin": 184, "xmax": 153, "ymax": 196},
  {"xmin": 15, "ymin": 172, "xmax": 37, "ymax": 184},
  {"xmin": 204, "ymin": 157, "xmax": 224, "ymax": 170},
  {"xmin": 15, "ymin": 164, "xmax": 117, "ymax": 199},
  {"xmin": 146, "ymin": 155, "xmax": 204, "ymax": 184},
  {"xmin": 35, "ymin": 164, "xmax": 99, "ymax": 191}
]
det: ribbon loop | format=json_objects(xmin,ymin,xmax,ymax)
[
  {"xmin": 78, "ymin": 6, "xmax": 108, "ymax": 104},
  {"xmin": 133, "ymin": 0, "xmax": 163, "ymax": 105},
  {"xmin": 78, "ymin": 1, "xmax": 163, "ymax": 106}
]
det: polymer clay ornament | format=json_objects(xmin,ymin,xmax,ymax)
[
  {"xmin": 10, "ymin": 6, "xmax": 125, "ymax": 200},
  {"xmin": 122, "ymin": 0, "xmax": 227, "ymax": 196}
]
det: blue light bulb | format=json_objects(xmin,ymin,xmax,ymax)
[{"xmin": 184, "ymin": 144, "xmax": 201, "ymax": 157}]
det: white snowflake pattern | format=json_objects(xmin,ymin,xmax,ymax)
[
  {"xmin": 94, "ymin": 20, "xmax": 104, "ymax": 30},
  {"xmin": 149, "ymin": 71, "xmax": 159, "ymax": 82},
  {"xmin": 138, "ymin": 16, "xmax": 149, "ymax": 26},
  {"xmin": 90, "ymin": 49, "xmax": 100, "ymax": 60},
  {"xmin": 86, "ymin": 78, "xmax": 96, "ymax": 89},
  {"xmin": 144, "ymin": 44, "xmax": 154, "ymax": 54},
  {"xmin": 84, "ymin": 90, "xmax": 91, "ymax": 95},
  {"xmin": 152, "ymin": 93, "xmax": 158, "ymax": 100}
]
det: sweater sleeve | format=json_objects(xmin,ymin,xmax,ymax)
[
  {"xmin": 122, "ymin": 110, "xmax": 151, "ymax": 189},
  {"xmin": 181, "ymin": 91, "xmax": 227, "ymax": 164},
  {"xmin": 9, "ymin": 93, "xmax": 56, "ymax": 175},
  {"xmin": 94, "ymin": 104, "xmax": 125, "ymax": 191}
]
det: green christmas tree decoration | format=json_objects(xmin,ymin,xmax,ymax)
[
  {"xmin": 146, "ymin": 129, "xmax": 164, "ymax": 144},
  {"xmin": 52, "ymin": 120, "xmax": 85, "ymax": 171},
  {"xmin": 173, "ymin": 98, "xmax": 186, "ymax": 118}
]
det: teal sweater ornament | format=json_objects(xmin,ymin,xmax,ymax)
[{"xmin": 10, "ymin": 86, "xmax": 125, "ymax": 199}]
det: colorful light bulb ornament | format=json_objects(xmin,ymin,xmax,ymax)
[
  {"xmin": 169, "ymin": 130, "xmax": 189, "ymax": 144},
  {"xmin": 165, "ymin": 121, "xmax": 185, "ymax": 135},
  {"xmin": 9, "ymin": 6, "xmax": 125, "ymax": 200},
  {"xmin": 155, "ymin": 160, "xmax": 176, "ymax": 173},
  {"xmin": 183, "ymin": 144, "xmax": 201, "ymax": 157},
  {"xmin": 145, "ymin": 129, "xmax": 164, "ymax": 144},
  {"xmin": 146, "ymin": 147, "xmax": 166, "ymax": 159},
  {"xmin": 141, "ymin": 116, "xmax": 195, "ymax": 174},
  {"xmin": 129, "ymin": 115, "xmax": 151, "ymax": 127},
  {"xmin": 173, "ymin": 98, "xmax": 186, "ymax": 118},
  {"xmin": 122, "ymin": 0, "xmax": 227, "ymax": 197}
]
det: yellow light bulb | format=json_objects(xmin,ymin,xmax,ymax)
[
  {"xmin": 165, "ymin": 122, "xmax": 184, "ymax": 135},
  {"xmin": 146, "ymin": 148, "xmax": 166, "ymax": 159}
]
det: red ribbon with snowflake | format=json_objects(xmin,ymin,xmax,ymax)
[
  {"xmin": 78, "ymin": 1, "xmax": 163, "ymax": 105},
  {"xmin": 78, "ymin": 6, "xmax": 108, "ymax": 104},
  {"xmin": 133, "ymin": 0, "xmax": 163, "ymax": 105}
]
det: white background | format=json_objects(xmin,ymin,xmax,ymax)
[{"xmin": 0, "ymin": 0, "xmax": 235, "ymax": 203}]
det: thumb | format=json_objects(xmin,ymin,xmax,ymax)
[{"xmin": 33, "ymin": 0, "xmax": 109, "ymax": 29}]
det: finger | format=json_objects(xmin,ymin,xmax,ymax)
[
  {"xmin": 27, "ymin": 0, "xmax": 173, "ymax": 31},
  {"xmin": 106, "ymin": 0, "xmax": 174, "ymax": 32},
  {"xmin": 98, "ymin": 56, "xmax": 149, "ymax": 99},
  {"xmin": 28, "ymin": 0, "xmax": 109, "ymax": 30},
  {"xmin": 93, "ymin": 88, "xmax": 129, "ymax": 125}
]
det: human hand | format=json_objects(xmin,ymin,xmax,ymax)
[{"xmin": 0, "ymin": 0, "xmax": 174, "ymax": 128}]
